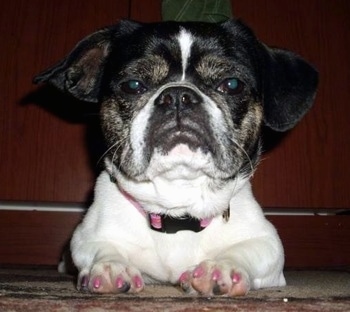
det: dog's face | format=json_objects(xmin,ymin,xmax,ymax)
[{"xmin": 34, "ymin": 19, "xmax": 318, "ymax": 183}]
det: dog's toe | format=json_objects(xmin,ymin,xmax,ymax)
[
  {"xmin": 227, "ymin": 271, "xmax": 249, "ymax": 296},
  {"xmin": 179, "ymin": 271, "xmax": 196, "ymax": 294},
  {"xmin": 131, "ymin": 274, "xmax": 144, "ymax": 291},
  {"xmin": 191, "ymin": 262, "xmax": 219, "ymax": 295},
  {"xmin": 85, "ymin": 274, "xmax": 114, "ymax": 293},
  {"xmin": 77, "ymin": 274, "xmax": 90, "ymax": 292},
  {"xmin": 116, "ymin": 276, "xmax": 131, "ymax": 292}
]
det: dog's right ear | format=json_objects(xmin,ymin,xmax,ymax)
[{"xmin": 33, "ymin": 20, "xmax": 141, "ymax": 103}]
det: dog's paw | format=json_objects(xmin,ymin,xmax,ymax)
[
  {"xmin": 179, "ymin": 260, "xmax": 250, "ymax": 297},
  {"xmin": 77, "ymin": 262, "xmax": 144, "ymax": 294}
]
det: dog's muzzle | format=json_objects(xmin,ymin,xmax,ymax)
[{"xmin": 148, "ymin": 85, "xmax": 214, "ymax": 155}]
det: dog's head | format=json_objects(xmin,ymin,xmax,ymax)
[{"xmin": 34, "ymin": 19, "xmax": 318, "ymax": 184}]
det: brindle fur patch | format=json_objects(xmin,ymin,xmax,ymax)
[
  {"xmin": 100, "ymin": 98, "xmax": 131, "ymax": 167},
  {"xmin": 121, "ymin": 55, "xmax": 169, "ymax": 86},
  {"xmin": 195, "ymin": 55, "xmax": 234, "ymax": 84}
]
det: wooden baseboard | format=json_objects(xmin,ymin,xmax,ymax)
[{"xmin": 0, "ymin": 210, "xmax": 349, "ymax": 268}]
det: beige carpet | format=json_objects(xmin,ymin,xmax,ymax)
[{"xmin": 0, "ymin": 267, "xmax": 349, "ymax": 311}]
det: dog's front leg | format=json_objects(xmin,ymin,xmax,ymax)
[
  {"xmin": 179, "ymin": 237, "xmax": 285, "ymax": 296},
  {"xmin": 72, "ymin": 242, "xmax": 144, "ymax": 294}
]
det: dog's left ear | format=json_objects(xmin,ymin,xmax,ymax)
[
  {"xmin": 33, "ymin": 20, "xmax": 141, "ymax": 103},
  {"xmin": 261, "ymin": 46, "xmax": 318, "ymax": 131},
  {"xmin": 33, "ymin": 29, "xmax": 113, "ymax": 103}
]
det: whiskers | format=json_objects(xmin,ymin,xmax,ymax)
[
  {"xmin": 228, "ymin": 137, "xmax": 255, "ymax": 178},
  {"xmin": 97, "ymin": 135, "xmax": 128, "ymax": 169}
]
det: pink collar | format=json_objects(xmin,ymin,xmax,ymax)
[{"xmin": 120, "ymin": 188, "xmax": 216, "ymax": 233}]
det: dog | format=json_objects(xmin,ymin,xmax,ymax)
[{"xmin": 34, "ymin": 18, "xmax": 318, "ymax": 296}]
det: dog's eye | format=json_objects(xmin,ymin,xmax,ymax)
[
  {"xmin": 120, "ymin": 80, "xmax": 147, "ymax": 94},
  {"xmin": 217, "ymin": 78, "xmax": 244, "ymax": 95}
]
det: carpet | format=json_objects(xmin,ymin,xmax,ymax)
[{"xmin": 0, "ymin": 267, "xmax": 349, "ymax": 311}]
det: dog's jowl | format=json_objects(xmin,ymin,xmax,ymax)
[{"xmin": 34, "ymin": 19, "xmax": 318, "ymax": 296}]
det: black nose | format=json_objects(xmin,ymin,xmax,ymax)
[{"xmin": 155, "ymin": 86, "xmax": 201, "ymax": 110}]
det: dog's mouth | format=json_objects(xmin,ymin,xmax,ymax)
[
  {"xmin": 138, "ymin": 124, "xmax": 225, "ymax": 181},
  {"xmin": 150, "ymin": 128, "xmax": 211, "ymax": 156}
]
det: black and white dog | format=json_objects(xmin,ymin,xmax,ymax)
[{"xmin": 34, "ymin": 19, "xmax": 318, "ymax": 296}]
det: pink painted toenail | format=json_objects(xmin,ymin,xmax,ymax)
[
  {"xmin": 232, "ymin": 273, "xmax": 241, "ymax": 283},
  {"xmin": 133, "ymin": 276, "xmax": 143, "ymax": 288},
  {"xmin": 212, "ymin": 269, "xmax": 222, "ymax": 281},
  {"xmin": 179, "ymin": 271, "xmax": 190, "ymax": 283},
  {"xmin": 116, "ymin": 277, "xmax": 124, "ymax": 289},
  {"xmin": 193, "ymin": 266, "xmax": 205, "ymax": 278},
  {"xmin": 93, "ymin": 277, "xmax": 101, "ymax": 289}
]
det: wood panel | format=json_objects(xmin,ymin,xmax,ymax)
[
  {"xmin": 0, "ymin": 0, "xmax": 130, "ymax": 202},
  {"xmin": 130, "ymin": 0, "xmax": 162, "ymax": 22},
  {"xmin": 0, "ymin": 211, "xmax": 349, "ymax": 268},
  {"xmin": 232, "ymin": 0, "xmax": 350, "ymax": 209}
]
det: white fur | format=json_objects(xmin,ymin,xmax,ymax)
[{"xmin": 177, "ymin": 29, "xmax": 193, "ymax": 81}]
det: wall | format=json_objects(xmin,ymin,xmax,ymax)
[{"xmin": 0, "ymin": 0, "xmax": 349, "ymax": 268}]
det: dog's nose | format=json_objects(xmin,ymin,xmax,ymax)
[{"xmin": 155, "ymin": 87, "xmax": 201, "ymax": 110}]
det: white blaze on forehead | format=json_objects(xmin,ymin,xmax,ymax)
[{"xmin": 177, "ymin": 28, "xmax": 193, "ymax": 81}]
